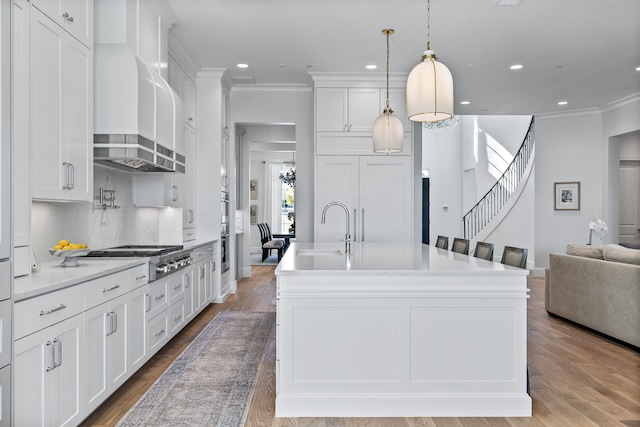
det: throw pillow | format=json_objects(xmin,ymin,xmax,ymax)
[
  {"xmin": 566, "ymin": 244, "xmax": 604, "ymax": 259},
  {"xmin": 602, "ymin": 244, "xmax": 640, "ymax": 266}
]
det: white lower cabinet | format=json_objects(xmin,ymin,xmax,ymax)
[
  {"xmin": 84, "ymin": 293, "xmax": 129, "ymax": 414},
  {"xmin": 170, "ymin": 297, "xmax": 185, "ymax": 336},
  {"xmin": 14, "ymin": 314, "xmax": 84, "ymax": 427},
  {"xmin": 127, "ymin": 284, "xmax": 149, "ymax": 372},
  {"xmin": 146, "ymin": 309, "xmax": 169, "ymax": 356},
  {"xmin": 0, "ymin": 365, "xmax": 10, "ymax": 427},
  {"xmin": 183, "ymin": 267, "xmax": 195, "ymax": 322}
]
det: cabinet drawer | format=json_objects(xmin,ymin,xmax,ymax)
[
  {"xmin": 169, "ymin": 274, "xmax": 184, "ymax": 305},
  {"xmin": 169, "ymin": 298, "xmax": 185, "ymax": 336},
  {"xmin": 147, "ymin": 279, "xmax": 169, "ymax": 320},
  {"xmin": 15, "ymin": 285, "xmax": 84, "ymax": 339},
  {"xmin": 130, "ymin": 264, "xmax": 149, "ymax": 289},
  {"xmin": 147, "ymin": 309, "xmax": 169, "ymax": 356},
  {"xmin": 183, "ymin": 228, "xmax": 196, "ymax": 242},
  {"xmin": 0, "ymin": 300, "xmax": 11, "ymax": 368},
  {"xmin": 191, "ymin": 243, "xmax": 214, "ymax": 262},
  {"xmin": 84, "ymin": 270, "xmax": 130, "ymax": 310}
]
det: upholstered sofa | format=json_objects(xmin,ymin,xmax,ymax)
[{"xmin": 545, "ymin": 244, "xmax": 640, "ymax": 349}]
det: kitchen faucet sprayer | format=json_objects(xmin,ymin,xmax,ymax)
[{"xmin": 321, "ymin": 202, "xmax": 351, "ymax": 254}]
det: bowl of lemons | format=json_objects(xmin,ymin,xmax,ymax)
[{"xmin": 49, "ymin": 240, "xmax": 90, "ymax": 267}]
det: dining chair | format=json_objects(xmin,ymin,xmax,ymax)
[
  {"xmin": 501, "ymin": 246, "xmax": 528, "ymax": 269},
  {"xmin": 451, "ymin": 238, "xmax": 470, "ymax": 255},
  {"xmin": 258, "ymin": 223, "xmax": 284, "ymax": 261},
  {"xmin": 435, "ymin": 235, "xmax": 449, "ymax": 250},
  {"xmin": 473, "ymin": 241, "xmax": 495, "ymax": 261}
]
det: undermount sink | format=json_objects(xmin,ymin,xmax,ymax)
[{"xmin": 296, "ymin": 249, "xmax": 343, "ymax": 256}]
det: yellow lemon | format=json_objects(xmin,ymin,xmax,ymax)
[
  {"xmin": 58, "ymin": 239, "xmax": 69, "ymax": 247},
  {"xmin": 53, "ymin": 245, "xmax": 63, "ymax": 251}
]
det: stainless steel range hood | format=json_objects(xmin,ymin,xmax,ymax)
[{"xmin": 94, "ymin": 44, "xmax": 184, "ymax": 173}]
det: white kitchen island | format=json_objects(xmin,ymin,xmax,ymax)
[{"xmin": 274, "ymin": 242, "xmax": 531, "ymax": 418}]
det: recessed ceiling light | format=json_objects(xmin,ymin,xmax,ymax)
[
  {"xmin": 558, "ymin": 101, "xmax": 568, "ymax": 105},
  {"xmin": 237, "ymin": 63, "xmax": 249, "ymax": 69},
  {"xmin": 636, "ymin": 66, "xmax": 640, "ymax": 71},
  {"xmin": 510, "ymin": 64, "xmax": 523, "ymax": 70},
  {"xmin": 460, "ymin": 101, "xmax": 471, "ymax": 105},
  {"xmin": 366, "ymin": 64, "xmax": 377, "ymax": 70}
]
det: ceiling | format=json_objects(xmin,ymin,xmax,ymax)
[{"xmin": 167, "ymin": 0, "xmax": 640, "ymax": 117}]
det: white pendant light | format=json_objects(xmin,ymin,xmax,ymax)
[
  {"xmin": 373, "ymin": 29, "xmax": 404, "ymax": 154},
  {"xmin": 406, "ymin": 0, "xmax": 454, "ymax": 123}
]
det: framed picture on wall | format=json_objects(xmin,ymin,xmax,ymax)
[
  {"xmin": 250, "ymin": 204, "xmax": 257, "ymax": 224},
  {"xmin": 250, "ymin": 179, "xmax": 258, "ymax": 200},
  {"xmin": 554, "ymin": 182, "xmax": 580, "ymax": 210}
]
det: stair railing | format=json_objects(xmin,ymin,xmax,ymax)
[{"xmin": 463, "ymin": 117, "xmax": 535, "ymax": 240}]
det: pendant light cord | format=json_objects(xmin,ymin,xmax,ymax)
[
  {"xmin": 426, "ymin": 0, "xmax": 431, "ymax": 51},
  {"xmin": 385, "ymin": 30, "xmax": 390, "ymax": 110}
]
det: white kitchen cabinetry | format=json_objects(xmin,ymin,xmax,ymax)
[
  {"xmin": 316, "ymin": 88, "xmax": 380, "ymax": 133},
  {"xmin": 127, "ymin": 284, "xmax": 148, "ymax": 372},
  {"xmin": 221, "ymin": 132, "xmax": 230, "ymax": 191},
  {"xmin": 315, "ymin": 155, "xmax": 413, "ymax": 243},
  {"xmin": 222, "ymin": 88, "xmax": 230, "ymax": 133},
  {"xmin": 316, "ymin": 87, "xmax": 412, "ymax": 155},
  {"xmin": 31, "ymin": 0, "xmax": 92, "ymax": 47},
  {"xmin": 14, "ymin": 314, "xmax": 84, "ymax": 427},
  {"xmin": 84, "ymin": 293, "xmax": 129, "ymax": 414},
  {"xmin": 182, "ymin": 267, "xmax": 195, "ymax": 322},
  {"xmin": 146, "ymin": 277, "xmax": 170, "ymax": 356},
  {"xmin": 182, "ymin": 73, "xmax": 197, "ymax": 129},
  {"xmin": 183, "ymin": 125, "xmax": 197, "ymax": 233},
  {"xmin": 12, "ymin": 0, "xmax": 31, "ymax": 277},
  {"xmin": 132, "ymin": 173, "xmax": 182, "ymax": 207},
  {"xmin": 30, "ymin": 7, "xmax": 92, "ymax": 202}
]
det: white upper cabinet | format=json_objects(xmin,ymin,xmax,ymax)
[
  {"xmin": 316, "ymin": 88, "xmax": 380, "ymax": 132},
  {"xmin": 31, "ymin": 7, "xmax": 92, "ymax": 202},
  {"xmin": 31, "ymin": 0, "xmax": 92, "ymax": 47},
  {"xmin": 183, "ymin": 73, "xmax": 197, "ymax": 129}
]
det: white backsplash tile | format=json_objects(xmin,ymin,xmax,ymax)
[{"xmin": 32, "ymin": 165, "xmax": 181, "ymax": 263}]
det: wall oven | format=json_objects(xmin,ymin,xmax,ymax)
[{"xmin": 221, "ymin": 192, "xmax": 230, "ymax": 273}]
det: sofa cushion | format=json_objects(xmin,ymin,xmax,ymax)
[
  {"xmin": 566, "ymin": 244, "xmax": 604, "ymax": 259},
  {"xmin": 602, "ymin": 244, "xmax": 640, "ymax": 266}
]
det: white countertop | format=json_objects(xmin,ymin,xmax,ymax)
[
  {"xmin": 183, "ymin": 238, "xmax": 218, "ymax": 250},
  {"xmin": 15, "ymin": 258, "xmax": 148, "ymax": 302},
  {"xmin": 276, "ymin": 242, "xmax": 527, "ymax": 276}
]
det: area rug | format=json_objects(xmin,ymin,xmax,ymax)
[{"xmin": 117, "ymin": 311, "xmax": 275, "ymax": 427}]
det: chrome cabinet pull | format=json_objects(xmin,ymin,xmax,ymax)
[
  {"xmin": 135, "ymin": 274, "xmax": 146, "ymax": 280},
  {"xmin": 353, "ymin": 208, "xmax": 357, "ymax": 241},
  {"xmin": 361, "ymin": 208, "xmax": 365, "ymax": 241},
  {"xmin": 185, "ymin": 276, "xmax": 190, "ymax": 288},
  {"xmin": 174, "ymin": 284, "xmax": 182, "ymax": 291},
  {"xmin": 54, "ymin": 338, "xmax": 62, "ymax": 368},
  {"xmin": 106, "ymin": 312, "xmax": 113, "ymax": 335},
  {"xmin": 113, "ymin": 311, "xmax": 117, "ymax": 333},
  {"xmin": 40, "ymin": 304, "xmax": 67, "ymax": 316},
  {"xmin": 69, "ymin": 163, "xmax": 75, "ymax": 189},
  {"xmin": 46, "ymin": 341, "xmax": 55, "ymax": 372},
  {"xmin": 155, "ymin": 293, "xmax": 165, "ymax": 301},
  {"xmin": 145, "ymin": 294, "xmax": 151, "ymax": 312},
  {"xmin": 62, "ymin": 12, "xmax": 74, "ymax": 22},
  {"xmin": 174, "ymin": 314, "xmax": 182, "ymax": 322},
  {"xmin": 154, "ymin": 328, "xmax": 165, "ymax": 337},
  {"xmin": 171, "ymin": 185, "xmax": 178, "ymax": 202},
  {"xmin": 102, "ymin": 284, "xmax": 120, "ymax": 293},
  {"xmin": 62, "ymin": 162, "xmax": 71, "ymax": 189}
]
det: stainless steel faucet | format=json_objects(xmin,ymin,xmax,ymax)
[{"xmin": 321, "ymin": 202, "xmax": 351, "ymax": 254}]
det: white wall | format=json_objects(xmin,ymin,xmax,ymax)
[{"xmin": 534, "ymin": 95, "xmax": 640, "ymax": 273}]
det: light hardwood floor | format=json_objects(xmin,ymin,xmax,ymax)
[{"xmin": 83, "ymin": 266, "xmax": 640, "ymax": 427}]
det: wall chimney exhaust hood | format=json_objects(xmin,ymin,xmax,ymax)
[{"xmin": 94, "ymin": 44, "xmax": 185, "ymax": 173}]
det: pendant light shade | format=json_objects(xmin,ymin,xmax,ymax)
[
  {"xmin": 406, "ymin": 0, "xmax": 454, "ymax": 123},
  {"xmin": 373, "ymin": 110, "xmax": 404, "ymax": 153},
  {"xmin": 373, "ymin": 29, "xmax": 404, "ymax": 154}
]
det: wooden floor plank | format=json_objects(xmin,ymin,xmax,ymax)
[{"xmin": 83, "ymin": 267, "xmax": 640, "ymax": 427}]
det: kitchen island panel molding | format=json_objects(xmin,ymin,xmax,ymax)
[{"xmin": 275, "ymin": 243, "xmax": 531, "ymax": 418}]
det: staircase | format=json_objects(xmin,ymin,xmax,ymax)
[{"xmin": 463, "ymin": 117, "xmax": 535, "ymax": 240}]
